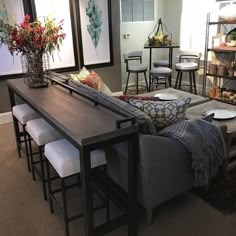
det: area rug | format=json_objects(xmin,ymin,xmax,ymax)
[{"xmin": 192, "ymin": 170, "xmax": 236, "ymax": 215}]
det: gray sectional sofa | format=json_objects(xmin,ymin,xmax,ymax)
[{"xmin": 67, "ymin": 79, "xmax": 225, "ymax": 224}]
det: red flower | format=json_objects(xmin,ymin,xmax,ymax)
[
  {"xmin": 1, "ymin": 14, "xmax": 65, "ymax": 55},
  {"xmin": 20, "ymin": 14, "xmax": 30, "ymax": 29}
]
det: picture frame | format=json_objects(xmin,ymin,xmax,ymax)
[
  {"xmin": 30, "ymin": 0, "xmax": 78, "ymax": 71},
  {"xmin": 77, "ymin": 0, "xmax": 113, "ymax": 68},
  {"xmin": 0, "ymin": 0, "xmax": 25, "ymax": 78}
]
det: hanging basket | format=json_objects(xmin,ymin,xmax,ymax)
[
  {"xmin": 21, "ymin": 53, "xmax": 50, "ymax": 88},
  {"xmin": 147, "ymin": 18, "xmax": 172, "ymax": 46}
]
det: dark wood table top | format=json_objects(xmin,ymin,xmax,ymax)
[{"xmin": 8, "ymin": 78, "xmax": 138, "ymax": 148}]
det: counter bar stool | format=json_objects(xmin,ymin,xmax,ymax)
[
  {"xmin": 174, "ymin": 54, "xmax": 200, "ymax": 94},
  {"xmin": 149, "ymin": 67, "xmax": 172, "ymax": 91},
  {"xmin": 123, "ymin": 51, "xmax": 149, "ymax": 95},
  {"xmin": 45, "ymin": 139, "xmax": 106, "ymax": 236},
  {"xmin": 26, "ymin": 118, "xmax": 62, "ymax": 200},
  {"xmin": 12, "ymin": 104, "xmax": 40, "ymax": 171}
]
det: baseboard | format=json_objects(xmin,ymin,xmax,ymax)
[{"xmin": 0, "ymin": 112, "xmax": 13, "ymax": 125}]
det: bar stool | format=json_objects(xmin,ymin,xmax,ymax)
[
  {"xmin": 123, "ymin": 51, "xmax": 149, "ymax": 95},
  {"xmin": 12, "ymin": 104, "xmax": 40, "ymax": 171},
  {"xmin": 44, "ymin": 139, "xmax": 106, "ymax": 236},
  {"xmin": 149, "ymin": 67, "xmax": 172, "ymax": 91},
  {"xmin": 26, "ymin": 118, "xmax": 62, "ymax": 200},
  {"xmin": 174, "ymin": 54, "xmax": 200, "ymax": 94}
]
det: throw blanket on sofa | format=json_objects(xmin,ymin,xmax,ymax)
[{"xmin": 158, "ymin": 119, "xmax": 226, "ymax": 187}]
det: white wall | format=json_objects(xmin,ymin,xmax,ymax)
[
  {"xmin": 120, "ymin": 0, "xmax": 185, "ymax": 89},
  {"xmin": 120, "ymin": 0, "xmax": 165, "ymax": 87},
  {"xmin": 162, "ymin": 0, "xmax": 182, "ymax": 64}
]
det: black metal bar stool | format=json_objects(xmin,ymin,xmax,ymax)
[
  {"xmin": 149, "ymin": 67, "xmax": 172, "ymax": 91},
  {"xmin": 26, "ymin": 118, "xmax": 62, "ymax": 200},
  {"xmin": 123, "ymin": 51, "xmax": 149, "ymax": 95},
  {"xmin": 12, "ymin": 104, "xmax": 40, "ymax": 171},
  {"xmin": 174, "ymin": 54, "xmax": 200, "ymax": 94},
  {"xmin": 44, "ymin": 139, "xmax": 106, "ymax": 236}
]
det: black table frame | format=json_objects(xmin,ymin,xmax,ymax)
[{"xmin": 7, "ymin": 77, "xmax": 139, "ymax": 236}]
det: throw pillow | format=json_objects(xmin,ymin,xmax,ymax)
[
  {"xmin": 116, "ymin": 95, "xmax": 159, "ymax": 103},
  {"xmin": 129, "ymin": 97, "xmax": 191, "ymax": 129},
  {"xmin": 81, "ymin": 71, "xmax": 113, "ymax": 96},
  {"xmin": 69, "ymin": 66, "xmax": 90, "ymax": 81}
]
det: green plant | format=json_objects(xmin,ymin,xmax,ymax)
[
  {"xmin": 86, "ymin": 0, "xmax": 102, "ymax": 54},
  {"xmin": 230, "ymin": 31, "xmax": 236, "ymax": 41}
]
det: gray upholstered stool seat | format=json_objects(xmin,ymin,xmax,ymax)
[
  {"xmin": 27, "ymin": 118, "xmax": 62, "ymax": 146},
  {"xmin": 149, "ymin": 67, "xmax": 172, "ymax": 91},
  {"xmin": 45, "ymin": 139, "xmax": 106, "ymax": 177},
  {"xmin": 128, "ymin": 64, "xmax": 148, "ymax": 72},
  {"xmin": 12, "ymin": 104, "xmax": 40, "ymax": 171},
  {"xmin": 174, "ymin": 54, "xmax": 200, "ymax": 94},
  {"xmin": 26, "ymin": 118, "xmax": 62, "ymax": 200},
  {"xmin": 13, "ymin": 104, "xmax": 39, "ymax": 125},
  {"xmin": 175, "ymin": 62, "xmax": 198, "ymax": 71},
  {"xmin": 153, "ymin": 60, "xmax": 169, "ymax": 68},
  {"xmin": 44, "ymin": 139, "xmax": 106, "ymax": 236}
]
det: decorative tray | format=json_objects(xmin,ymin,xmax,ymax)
[
  {"xmin": 203, "ymin": 107, "xmax": 236, "ymax": 120},
  {"xmin": 155, "ymin": 93, "xmax": 179, "ymax": 101}
]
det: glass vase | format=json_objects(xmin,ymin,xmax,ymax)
[{"xmin": 21, "ymin": 53, "xmax": 50, "ymax": 88}]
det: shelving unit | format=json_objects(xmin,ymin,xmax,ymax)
[{"xmin": 202, "ymin": 12, "xmax": 236, "ymax": 97}]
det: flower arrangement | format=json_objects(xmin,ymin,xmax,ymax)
[{"xmin": 0, "ymin": 14, "xmax": 65, "ymax": 56}]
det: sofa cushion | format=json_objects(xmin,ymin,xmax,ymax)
[
  {"xmin": 68, "ymin": 80, "xmax": 157, "ymax": 135},
  {"xmin": 129, "ymin": 97, "xmax": 191, "ymax": 129},
  {"xmin": 69, "ymin": 66, "xmax": 90, "ymax": 81}
]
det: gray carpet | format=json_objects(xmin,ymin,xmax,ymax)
[{"xmin": 1, "ymin": 123, "xmax": 236, "ymax": 236}]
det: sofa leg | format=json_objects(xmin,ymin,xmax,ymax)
[{"xmin": 146, "ymin": 208, "xmax": 153, "ymax": 224}]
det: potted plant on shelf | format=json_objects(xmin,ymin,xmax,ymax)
[{"xmin": 0, "ymin": 14, "xmax": 65, "ymax": 88}]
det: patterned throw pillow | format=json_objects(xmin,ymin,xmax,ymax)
[
  {"xmin": 129, "ymin": 97, "xmax": 191, "ymax": 129},
  {"xmin": 69, "ymin": 66, "xmax": 90, "ymax": 81},
  {"xmin": 116, "ymin": 95, "xmax": 159, "ymax": 103},
  {"xmin": 80, "ymin": 71, "xmax": 113, "ymax": 96}
]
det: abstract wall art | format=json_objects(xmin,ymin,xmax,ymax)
[
  {"xmin": 77, "ymin": 0, "xmax": 113, "ymax": 68},
  {"xmin": 32, "ymin": 0, "xmax": 78, "ymax": 71},
  {"xmin": 0, "ymin": 0, "xmax": 24, "ymax": 77}
]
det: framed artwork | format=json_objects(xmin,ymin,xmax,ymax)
[
  {"xmin": 77, "ymin": 0, "xmax": 113, "ymax": 68},
  {"xmin": 32, "ymin": 0, "xmax": 78, "ymax": 71},
  {"xmin": 0, "ymin": 0, "xmax": 25, "ymax": 78}
]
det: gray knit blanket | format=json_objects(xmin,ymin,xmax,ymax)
[{"xmin": 158, "ymin": 119, "xmax": 227, "ymax": 187}]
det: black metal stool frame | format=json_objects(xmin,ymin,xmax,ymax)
[
  {"xmin": 124, "ymin": 52, "xmax": 149, "ymax": 95},
  {"xmin": 45, "ymin": 159, "xmax": 109, "ymax": 236},
  {"xmin": 12, "ymin": 116, "xmax": 31, "ymax": 172},
  {"xmin": 27, "ymin": 134, "xmax": 48, "ymax": 200},
  {"xmin": 174, "ymin": 54, "xmax": 200, "ymax": 95}
]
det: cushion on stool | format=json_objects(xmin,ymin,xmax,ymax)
[
  {"xmin": 128, "ymin": 64, "xmax": 148, "ymax": 72},
  {"xmin": 175, "ymin": 62, "xmax": 198, "ymax": 70},
  {"xmin": 44, "ymin": 139, "xmax": 106, "ymax": 178},
  {"xmin": 13, "ymin": 104, "xmax": 40, "ymax": 125},
  {"xmin": 150, "ymin": 67, "xmax": 172, "ymax": 76},
  {"xmin": 26, "ymin": 118, "xmax": 62, "ymax": 146},
  {"xmin": 153, "ymin": 60, "xmax": 169, "ymax": 67}
]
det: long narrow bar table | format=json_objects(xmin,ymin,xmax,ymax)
[{"xmin": 7, "ymin": 78, "xmax": 139, "ymax": 236}]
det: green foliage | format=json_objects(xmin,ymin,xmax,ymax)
[
  {"xmin": 86, "ymin": 0, "xmax": 102, "ymax": 52},
  {"xmin": 0, "ymin": 2, "xmax": 10, "ymax": 47}
]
